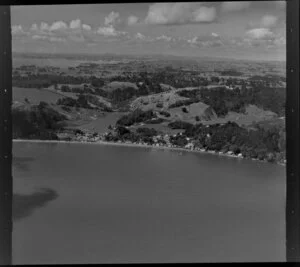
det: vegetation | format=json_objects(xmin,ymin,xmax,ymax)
[
  {"xmin": 13, "ymin": 102, "xmax": 67, "ymax": 139},
  {"xmin": 57, "ymin": 96, "xmax": 92, "ymax": 109},
  {"xmin": 169, "ymin": 99, "xmax": 199, "ymax": 108},
  {"xmin": 159, "ymin": 110, "xmax": 171, "ymax": 117},
  {"xmin": 168, "ymin": 120, "xmax": 193, "ymax": 130},
  {"xmin": 220, "ymin": 70, "xmax": 244, "ymax": 76},
  {"xmin": 177, "ymin": 86, "xmax": 285, "ymax": 117},
  {"xmin": 184, "ymin": 121, "xmax": 285, "ymax": 162},
  {"xmin": 116, "ymin": 109, "xmax": 157, "ymax": 126}
]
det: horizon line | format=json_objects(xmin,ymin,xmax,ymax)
[{"xmin": 12, "ymin": 51, "xmax": 286, "ymax": 63}]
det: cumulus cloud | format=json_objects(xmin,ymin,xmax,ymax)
[
  {"xmin": 275, "ymin": 1, "xmax": 286, "ymax": 9},
  {"xmin": 246, "ymin": 28, "xmax": 274, "ymax": 40},
  {"xmin": 97, "ymin": 25, "xmax": 117, "ymax": 36},
  {"xmin": 30, "ymin": 24, "xmax": 39, "ymax": 31},
  {"xmin": 11, "ymin": 25, "xmax": 27, "ymax": 35},
  {"xmin": 69, "ymin": 19, "xmax": 92, "ymax": 31},
  {"xmin": 32, "ymin": 34, "xmax": 66, "ymax": 42},
  {"xmin": 127, "ymin": 15, "xmax": 139, "ymax": 25},
  {"xmin": 260, "ymin": 14, "xmax": 278, "ymax": 28},
  {"xmin": 105, "ymin": 11, "xmax": 120, "ymax": 26},
  {"xmin": 70, "ymin": 19, "xmax": 81, "ymax": 29},
  {"xmin": 97, "ymin": 24, "xmax": 126, "ymax": 37},
  {"xmin": 187, "ymin": 34, "xmax": 223, "ymax": 48},
  {"xmin": 82, "ymin": 24, "xmax": 92, "ymax": 31},
  {"xmin": 192, "ymin": 6, "xmax": 216, "ymax": 23},
  {"xmin": 221, "ymin": 2, "xmax": 251, "ymax": 12},
  {"xmin": 145, "ymin": 2, "xmax": 216, "ymax": 25},
  {"xmin": 25, "ymin": 19, "xmax": 94, "ymax": 44},
  {"xmin": 135, "ymin": 32, "xmax": 146, "ymax": 40},
  {"xmin": 156, "ymin": 35, "xmax": 172, "ymax": 42},
  {"xmin": 49, "ymin": 21, "xmax": 68, "ymax": 31},
  {"xmin": 273, "ymin": 36, "xmax": 286, "ymax": 46},
  {"xmin": 39, "ymin": 22, "xmax": 50, "ymax": 32}
]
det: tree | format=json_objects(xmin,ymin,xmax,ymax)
[{"xmin": 182, "ymin": 107, "xmax": 188, "ymax": 113}]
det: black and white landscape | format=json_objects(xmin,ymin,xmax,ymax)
[{"xmin": 12, "ymin": 2, "xmax": 286, "ymax": 264}]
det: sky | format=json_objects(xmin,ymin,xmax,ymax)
[{"xmin": 11, "ymin": 1, "xmax": 286, "ymax": 61}]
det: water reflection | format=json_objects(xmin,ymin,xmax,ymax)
[{"xmin": 13, "ymin": 188, "xmax": 59, "ymax": 221}]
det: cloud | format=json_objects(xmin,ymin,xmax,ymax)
[
  {"xmin": 127, "ymin": 15, "xmax": 139, "ymax": 25},
  {"xmin": 82, "ymin": 24, "xmax": 92, "ymax": 31},
  {"xmin": 260, "ymin": 15, "xmax": 278, "ymax": 28},
  {"xmin": 40, "ymin": 22, "xmax": 50, "ymax": 31},
  {"xmin": 68, "ymin": 34, "xmax": 85, "ymax": 43},
  {"xmin": 211, "ymin": 32, "xmax": 219, "ymax": 37},
  {"xmin": 17, "ymin": 19, "xmax": 95, "ymax": 45},
  {"xmin": 49, "ymin": 21, "xmax": 68, "ymax": 31},
  {"xmin": 156, "ymin": 35, "xmax": 172, "ymax": 42},
  {"xmin": 135, "ymin": 32, "xmax": 146, "ymax": 40},
  {"xmin": 30, "ymin": 24, "xmax": 38, "ymax": 31},
  {"xmin": 11, "ymin": 25, "xmax": 27, "ymax": 35},
  {"xmin": 32, "ymin": 34, "xmax": 66, "ymax": 42},
  {"xmin": 192, "ymin": 6, "xmax": 216, "ymax": 23},
  {"xmin": 275, "ymin": 1, "xmax": 286, "ymax": 9},
  {"xmin": 105, "ymin": 11, "xmax": 120, "ymax": 26},
  {"xmin": 97, "ymin": 25, "xmax": 126, "ymax": 37},
  {"xmin": 49, "ymin": 36, "xmax": 66, "ymax": 42},
  {"xmin": 273, "ymin": 36, "xmax": 286, "ymax": 46},
  {"xmin": 187, "ymin": 34, "xmax": 223, "ymax": 48},
  {"xmin": 32, "ymin": 34, "xmax": 47, "ymax": 40},
  {"xmin": 69, "ymin": 19, "xmax": 92, "ymax": 31},
  {"xmin": 221, "ymin": 2, "xmax": 251, "ymax": 12},
  {"xmin": 144, "ymin": 3, "xmax": 216, "ymax": 25},
  {"xmin": 246, "ymin": 28, "xmax": 274, "ymax": 40},
  {"xmin": 69, "ymin": 19, "xmax": 81, "ymax": 29}
]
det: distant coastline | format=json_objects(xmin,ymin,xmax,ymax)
[{"xmin": 13, "ymin": 138, "xmax": 286, "ymax": 167}]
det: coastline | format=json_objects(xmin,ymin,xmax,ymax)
[{"xmin": 13, "ymin": 139, "xmax": 286, "ymax": 166}]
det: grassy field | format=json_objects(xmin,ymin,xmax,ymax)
[
  {"xmin": 13, "ymin": 87, "xmax": 70, "ymax": 105},
  {"xmin": 72, "ymin": 112, "xmax": 127, "ymax": 133}
]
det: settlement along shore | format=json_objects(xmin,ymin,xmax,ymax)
[{"xmin": 13, "ymin": 135, "xmax": 286, "ymax": 166}]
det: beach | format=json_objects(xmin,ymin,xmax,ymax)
[{"xmin": 13, "ymin": 139, "xmax": 286, "ymax": 166}]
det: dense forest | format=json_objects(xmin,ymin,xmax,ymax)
[
  {"xmin": 176, "ymin": 85, "xmax": 285, "ymax": 117},
  {"xmin": 12, "ymin": 102, "xmax": 66, "ymax": 139}
]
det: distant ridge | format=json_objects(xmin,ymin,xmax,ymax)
[{"xmin": 12, "ymin": 51, "xmax": 286, "ymax": 64}]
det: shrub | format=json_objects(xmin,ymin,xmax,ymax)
[
  {"xmin": 182, "ymin": 107, "xmax": 188, "ymax": 113},
  {"xmin": 116, "ymin": 109, "xmax": 156, "ymax": 126},
  {"xmin": 168, "ymin": 120, "xmax": 193, "ymax": 130},
  {"xmin": 159, "ymin": 110, "xmax": 171, "ymax": 117}
]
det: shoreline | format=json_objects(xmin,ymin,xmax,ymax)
[{"xmin": 13, "ymin": 139, "xmax": 286, "ymax": 166}]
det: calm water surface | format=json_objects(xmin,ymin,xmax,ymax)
[{"xmin": 12, "ymin": 141, "xmax": 286, "ymax": 264}]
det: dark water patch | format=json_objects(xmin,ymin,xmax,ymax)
[{"xmin": 13, "ymin": 188, "xmax": 59, "ymax": 221}]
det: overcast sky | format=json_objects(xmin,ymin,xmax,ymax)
[{"xmin": 11, "ymin": 1, "xmax": 286, "ymax": 61}]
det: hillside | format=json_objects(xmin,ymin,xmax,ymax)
[
  {"xmin": 102, "ymin": 81, "xmax": 138, "ymax": 92},
  {"xmin": 130, "ymin": 91, "xmax": 189, "ymax": 111}
]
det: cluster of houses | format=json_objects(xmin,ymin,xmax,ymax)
[{"xmin": 57, "ymin": 126, "xmax": 246, "ymax": 159}]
